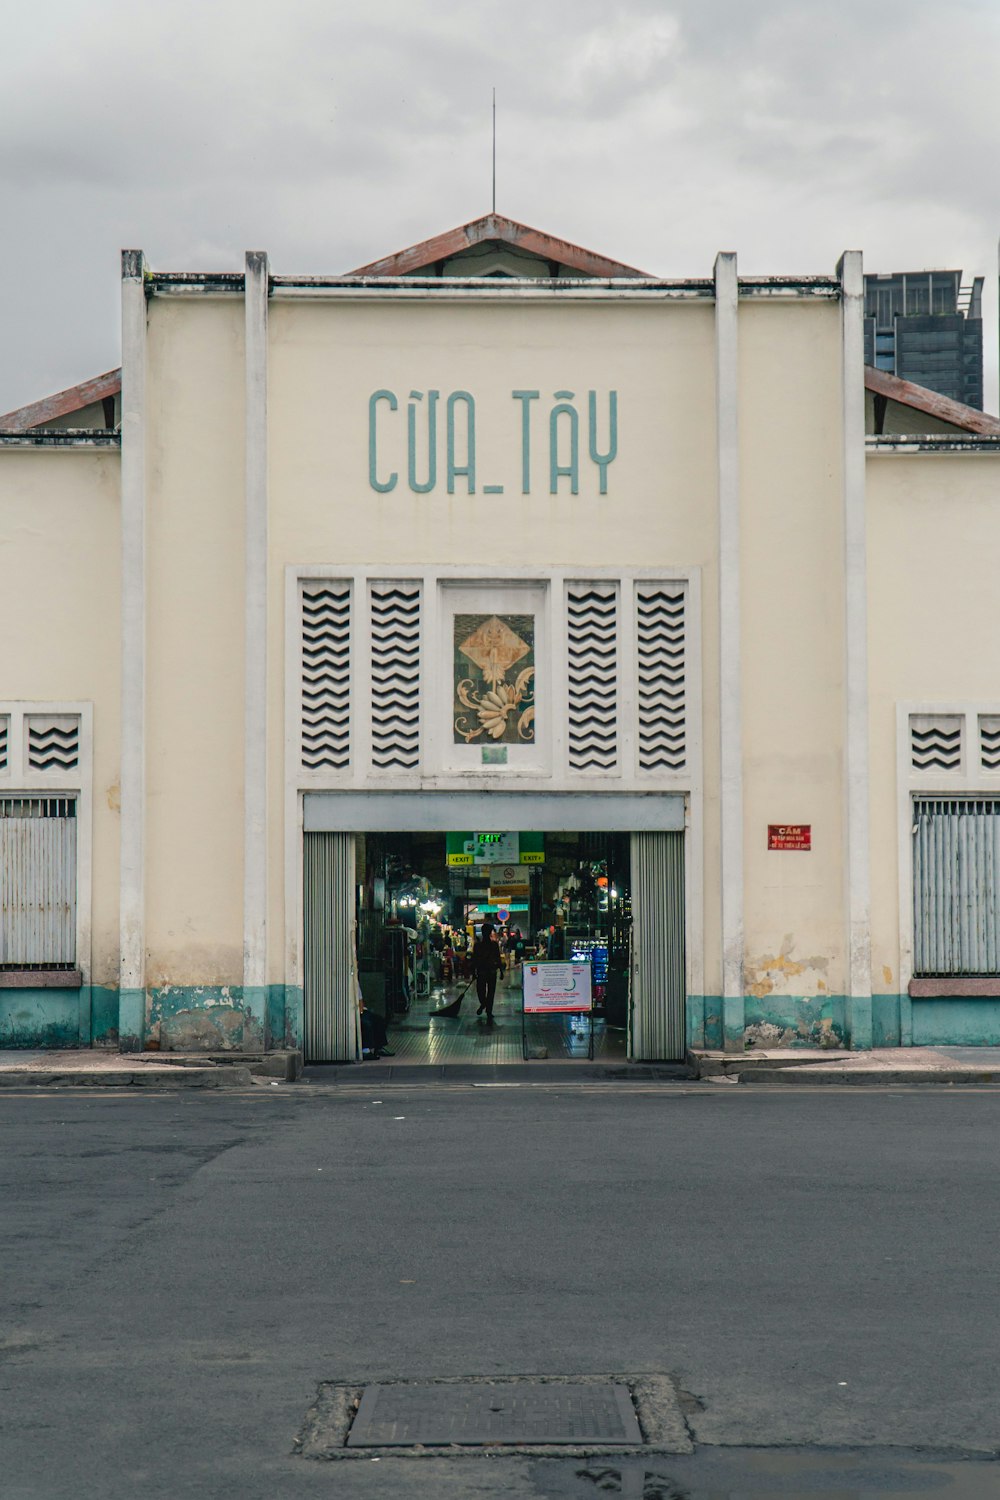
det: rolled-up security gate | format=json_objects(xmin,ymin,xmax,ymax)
[
  {"xmin": 913, "ymin": 798, "xmax": 1000, "ymax": 975},
  {"xmin": 630, "ymin": 830, "xmax": 686, "ymax": 1060},
  {"xmin": 303, "ymin": 832, "xmax": 359, "ymax": 1062}
]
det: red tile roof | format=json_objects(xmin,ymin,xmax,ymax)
[{"xmin": 348, "ymin": 212, "xmax": 650, "ymax": 279}]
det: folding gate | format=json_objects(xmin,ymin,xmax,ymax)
[
  {"xmin": 630, "ymin": 830, "xmax": 686, "ymax": 1060},
  {"xmin": 303, "ymin": 832, "xmax": 359, "ymax": 1062},
  {"xmin": 913, "ymin": 798, "xmax": 1000, "ymax": 976},
  {"xmin": 301, "ymin": 794, "xmax": 688, "ymax": 1064}
]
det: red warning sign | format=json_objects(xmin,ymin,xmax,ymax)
[{"xmin": 768, "ymin": 824, "xmax": 811, "ymax": 851}]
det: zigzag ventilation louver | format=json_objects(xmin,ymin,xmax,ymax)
[
  {"xmin": 301, "ymin": 584, "xmax": 352, "ymax": 770},
  {"xmin": 369, "ymin": 583, "xmax": 422, "ymax": 770},
  {"xmin": 910, "ymin": 718, "xmax": 962, "ymax": 772},
  {"xmin": 636, "ymin": 586, "xmax": 686, "ymax": 772},
  {"xmin": 566, "ymin": 585, "xmax": 618, "ymax": 770},
  {"xmin": 980, "ymin": 718, "xmax": 1000, "ymax": 772},
  {"xmin": 0, "ymin": 717, "xmax": 7, "ymax": 772},
  {"xmin": 26, "ymin": 717, "xmax": 79, "ymax": 772}
]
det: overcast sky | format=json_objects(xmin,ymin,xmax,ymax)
[{"xmin": 2, "ymin": 0, "xmax": 998, "ymax": 415}]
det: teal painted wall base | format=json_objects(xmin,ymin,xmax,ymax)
[
  {"xmin": 275, "ymin": 984, "xmax": 303, "ymax": 1051},
  {"xmin": 91, "ymin": 985, "xmax": 120, "ymax": 1047},
  {"xmin": 872, "ymin": 994, "xmax": 902, "ymax": 1047},
  {"xmin": 13, "ymin": 981, "xmax": 1000, "ymax": 1054},
  {"xmin": 686, "ymin": 994, "xmax": 849, "ymax": 1051},
  {"xmin": 911, "ymin": 998, "xmax": 1000, "ymax": 1047},
  {"xmin": 743, "ymin": 994, "xmax": 847, "ymax": 1050},
  {"xmin": 685, "ymin": 995, "xmax": 722, "ymax": 1051},
  {"xmin": 119, "ymin": 987, "xmax": 145, "ymax": 1052},
  {"xmin": 0, "ymin": 989, "xmax": 84, "ymax": 1049},
  {"xmin": 687, "ymin": 991, "xmax": 1000, "ymax": 1051},
  {"xmin": 149, "ymin": 984, "xmax": 298, "ymax": 1052},
  {"xmin": 0, "ymin": 983, "xmax": 301, "ymax": 1053},
  {"xmin": 150, "ymin": 985, "xmax": 248, "ymax": 1050}
]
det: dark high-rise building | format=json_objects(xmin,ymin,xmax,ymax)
[{"xmin": 864, "ymin": 270, "xmax": 984, "ymax": 409}]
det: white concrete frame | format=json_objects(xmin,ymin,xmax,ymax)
[
  {"xmin": 243, "ymin": 252, "xmax": 269, "ymax": 1033},
  {"xmin": 430, "ymin": 580, "xmax": 551, "ymax": 780},
  {"xmin": 288, "ymin": 565, "xmax": 699, "ymax": 794},
  {"xmin": 895, "ymin": 701, "xmax": 1000, "ymax": 1040},
  {"xmin": 119, "ymin": 251, "xmax": 147, "ymax": 1033},
  {"xmin": 838, "ymin": 250, "xmax": 873, "ymax": 1047},
  {"xmin": 0, "ymin": 701, "xmax": 93, "ymax": 1038},
  {"xmin": 283, "ymin": 564, "xmax": 704, "ymax": 1031},
  {"xmin": 714, "ymin": 252, "xmax": 743, "ymax": 1050}
]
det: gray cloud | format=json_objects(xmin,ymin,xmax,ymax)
[{"xmin": 1, "ymin": 0, "xmax": 997, "ymax": 412}]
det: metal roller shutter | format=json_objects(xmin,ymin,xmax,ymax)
[
  {"xmin": 303, "ymin": 831, "xmax": 359, "ymax": 1062},
  {"xmin": 913, "ymin": 798, "xmax": 1000, "ymax": 976},
  {"xmin": 630, "ymin": 829, "xmax": 686, "ymax": 1060}
]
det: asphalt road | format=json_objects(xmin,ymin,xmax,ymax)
[{"xmin": 3, "ymin": 1081, "xmax": 1000, "ymax": 1498}]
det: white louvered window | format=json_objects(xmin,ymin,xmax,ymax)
[
  {"xmin": 296, "ymin": 572, "xmax": 697, "ymax": 786},
  {"xmin": 910, "ymin": 714, "xmax": 962, "ymax": 773},
  {"xmin": 566, "ymin": 583, "xmax": 618, "ymax": 770},
  {"xmin": 26, "ymin": 715, "xmax": 79, "ymax": 772},
  {"xmin": 980, "ymin": 717, "xmax": 1000, "ymax": 773},
  {"xmin": 369, "ymin": 581, "xmax": 421, "ymax": 771},
  {"xmin": 301, "ymin": 582, "xmax": 352, "ymax": 771},
  {"xmin": 636, "ymin": 584, "xmax": 686, "ymax": 772},
  {"xmin": 0, "ymin": 717, "xmax": 8, "ymax": 773}
]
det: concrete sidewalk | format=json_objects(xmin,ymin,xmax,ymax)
[
  {"xmin": 690, "ymin": 1045, "xmax": 1000, "ymax": 1085},
  {"xmin": 0, "ymin": 1049, "xmax": 302, "ymax": 1087}
]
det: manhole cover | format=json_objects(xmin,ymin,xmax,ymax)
[{"xmin": 346, "ymin": 1379, "xmax": 643, "ymax": 1447}]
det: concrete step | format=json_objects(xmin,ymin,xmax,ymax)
[
  {"xmin": 167, "ymin": 1049, "xmax": 303, "ymax": 1080},
  {"xmin": 743, "ymin": 1064, "xmax": 1000, "ymax": 1086},
  {"xmin": 304, "ymin": 1061, "xmax": 693, "ymax": 1085},
  {"xmin": 688, "ymin": 1049, "xmax": 851, "ymax": 1078},
  {"xmin": 0, "ymin": 1066, "xmax": 255, "ymax": 1088}
]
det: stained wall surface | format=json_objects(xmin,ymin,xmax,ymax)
[
  {"xmin": 267, "ymin": 296, "xmax": 723, "ymax": 994},
  {"xmin": 0, "ymin": 450, "xmax": 121, "ymax": 988},
  {"xmin": 144, "ymin": 299, "xmax": 246, "ymax": 997},
  {"xmin": 9, "ymin": 275, "xmax": 999, "ymax": 1053},
  {"xmin": 867, "ymin": 451, "xmax": 1000, "ymax": 1021},
  {"xmin": 737, "ymin": 299, "xmax": 848, "ymax": 1044}
]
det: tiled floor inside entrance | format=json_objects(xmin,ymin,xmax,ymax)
[{"xmin": 380, "ymin": 967, "xmax": 627, "ymax": 1065}]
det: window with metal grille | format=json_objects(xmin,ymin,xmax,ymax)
[
  {"xmin": 369, "ymin": 582, "xmax": 421, "ymax": 771},
  {"xmin": 566, "ymin": 583, "xmax": 618, "ymax": 771},
  {"xmin": 980, "ymin": 717, "xmax": 1000, "ymax": 773},
  {"xmin": 636, "ymin": 585, "xmax": 686, "ymax": 772},
  {"xmin": 26, "ymin": 715, "xmax": 79, "ymax": 772},
  {"xmin": 0, "ymin": 796, "xmax": 77, "ymax": 969},
  {"xmin": 913, "ymin": 798, "xmax": 1000, "ymax": 976},
  {"xmin": 910, "ymin": 714, "xmax": 962, "ymax": 772},
  {"xmin": 301, "ymin": 582, "xmax": 352, "ymax": 771}
]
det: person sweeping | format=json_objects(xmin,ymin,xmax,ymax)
[{"xmin": 431, "ymin": 920, "xmax": 505, "ymax": 1024}]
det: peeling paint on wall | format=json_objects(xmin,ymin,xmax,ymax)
[
  {"xmin": 148, "ymin": 985, "xmax": 249, "ymax": 1051},
  {"xmin": 743, "ymin": 993, "xmax": 846, "ymax": 1049},
  {"xmin": 745, "ymin": 934, "xmax": 832, "ymax": 1000}
]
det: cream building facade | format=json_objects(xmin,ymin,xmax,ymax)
[{"xmin": 2, "ymin": 215, "xmax": 999, "ymax": 1057}]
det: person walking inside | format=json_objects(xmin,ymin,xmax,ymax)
[{"xmin": 474, "ymin": 920, "xmax": 505, "ymax": 1027}]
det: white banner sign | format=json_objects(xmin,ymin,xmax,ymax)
[{"xmin": 522, "ymin": 961, "xmax": 593, "ymax": 1014}]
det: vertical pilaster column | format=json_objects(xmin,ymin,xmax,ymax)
[
  {"xmin": 119, "ymin": 250, "xmax": 147, "ymax": 1051},
  {"xmin": 714, "ymin": 252, "xmax": 744, "ymax": 1052},
  {"xmin": 243, "ymin": 251, "xmax": 270, "ymax": 1048},
  {"xmin": 838, "ymin": 250, "xmax": 873, "ymax": 1048}
]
